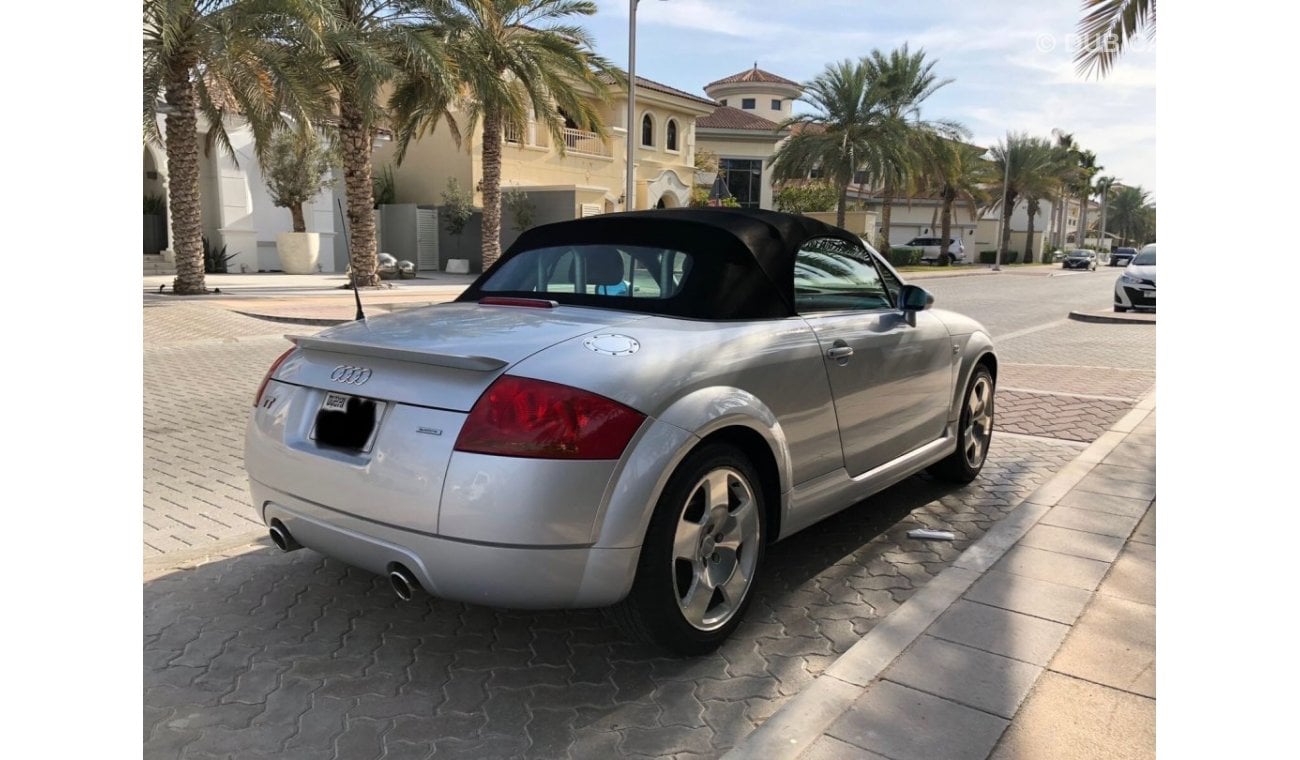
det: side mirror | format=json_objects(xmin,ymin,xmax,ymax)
[{"xmin": 899, "ymin": 284, "xmax": 934, "ymax": 311}]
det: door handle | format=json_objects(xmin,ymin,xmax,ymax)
[{"xmin": 826, "ymin": 345, "xmax": 854, "ymax": 360}]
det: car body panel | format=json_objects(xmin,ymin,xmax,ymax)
[{"xmin": 801, "ymin": 309, "xmax": 954, "ymax": 475}]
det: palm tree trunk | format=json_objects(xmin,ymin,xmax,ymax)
[
  {"xmin": 1078, "ymin": 193, "xmax": 1090, "ymax": 250},
  {"xmin": 1025, "ymin": 207, "xmax": 1037, "ymax": 264},
  {"xmin": 481, "ymin": 106, "xmax": 504, "ymax": 269},
  {"xmin": 999, "ymin": 195, "xmax": 1015, "ymax": 263},
  {"xmin": 164, "ymin": 59, "xmax": 205, "ymax": 295},
  {"xmin": 339, "ymin": 93, "xmax": 379, "ymax": 286},
  {"xmin": 1098, "ymin": 202, "xmax": 1109, "ymax": 254},
  {"xmin": 880, "ymin": 188, "xmax": 893, "ymax": 248},
  {"xmin": 938, "ymin": 191, "xmax": 953, "ymax": 267},
  {"xmin": 836, "ymin": 184, "xmax": 847, "ymax": 229}
]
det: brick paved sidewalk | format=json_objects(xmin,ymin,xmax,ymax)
[{"xmin": 726, "ymin": 393, "xmax": 1155, "ymax": 760}]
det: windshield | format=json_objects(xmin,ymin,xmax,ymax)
[
  {"xmin": 1132, "ymin": 251, "xmax": 1156, "ymax": 265},
  {"xmin": 479, "ymin": 244, "xmax": 692, "ymax": 300}
]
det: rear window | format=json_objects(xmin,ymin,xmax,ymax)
[{"xmin": 480, "ymin": 244, "xmax": 692, "ymax": 300}]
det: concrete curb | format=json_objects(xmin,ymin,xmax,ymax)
[
  {"xmin": 1068, "ymin": 310, "xmax": 1156, "ymax": 325},
  {"xmin": 723, "ymin": 388, "xmax": 1156, "ymax": 760}
]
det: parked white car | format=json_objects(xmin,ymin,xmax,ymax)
[{"xmin": 903, "ymin": 236, "xmax": 966, "ymax": 264}]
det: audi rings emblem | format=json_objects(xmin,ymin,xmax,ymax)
[{"xmin": 329, "ymin": 365, "xmax": 373, "ymax": 385}]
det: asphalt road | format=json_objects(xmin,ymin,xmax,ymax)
[{"xmin": 143, "ymin": 269, "xmax": 1154, "ymax": 759}]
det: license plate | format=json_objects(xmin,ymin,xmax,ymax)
[{"xmin": 313, "ymin": 392, "xmax": 385, "ymax": 452}]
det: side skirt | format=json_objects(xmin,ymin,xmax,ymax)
[{"xmin": 778, "ymin": 428, "xmax": 958, "ymax": 540}]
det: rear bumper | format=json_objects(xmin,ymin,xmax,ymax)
[{"xmin": 251, "ymin": 479, "xmax": 641, "ymax": 609}]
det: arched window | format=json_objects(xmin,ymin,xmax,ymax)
[
  {"xmin": 666, "ymin": 120, "xmax": 678, "ymax": 151},
  {"xmin": 641, "ymin": 114, "xmax": 654, "ymax": 147}
]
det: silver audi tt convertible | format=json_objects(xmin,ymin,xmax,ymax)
[{"xmin": 245, "ymin": 208, "xmax": 997, "ymax": 654}]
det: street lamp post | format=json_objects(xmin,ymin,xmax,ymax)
[{"xmin": 625, "ymin": 0, "xmax": 639, "ymax": 211}]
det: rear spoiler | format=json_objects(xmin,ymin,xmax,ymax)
[{"xmin": 287, "ymin": 335, "xmax": 508, "ymax": 372}]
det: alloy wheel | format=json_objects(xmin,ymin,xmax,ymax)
[
  {"xmin": 671, "ymin": 467, "xmax": 760, "ymax": 631},
  {"xmin": 963, "ymin": 374, "xmax": 995, "ymax": 468}
]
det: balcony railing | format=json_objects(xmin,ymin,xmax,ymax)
[
  {"xmin": 500, "ymin": 125, "xmax": 609, "ymax": 158},
  {"xmin": 561, "ymin": 127, "xmax": 611, "ymax": 158}
]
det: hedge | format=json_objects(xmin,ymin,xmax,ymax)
[
  {"xmin": 978, "ymin": 249, "xmax": 1023, "ymax": 264},
  {"xmin": 888, "ymin": 246, "xmax": 924, "ymax": 266}
]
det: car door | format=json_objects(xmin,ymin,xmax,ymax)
[{"xmin": 794, "ymin": 237, "xmax": 954, "ymax": 477}]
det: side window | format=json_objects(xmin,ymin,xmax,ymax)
[{"xmin": 793, "ymin": 237, "xmax": 892, "ymax": 313}]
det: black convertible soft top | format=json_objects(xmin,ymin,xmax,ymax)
[{"xmin": 457, "ymin": 208, "xmax": 865, "ymax": 319}]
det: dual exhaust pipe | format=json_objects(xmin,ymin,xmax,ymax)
[{"xmin": 267, "ymin": 521, "xmax": 422, "ymax": 601}]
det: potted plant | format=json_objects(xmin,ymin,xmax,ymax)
[
  {"xmin": 441, "ymin": 178, "xmax": 473, "ymax": 273},
  {"xmin": 262, "ymin": 126, "xmax": 335, "ymax": 274},
  {"xmin": 693, "ymin": 149, "xmax": 720, "ymax": 187}
]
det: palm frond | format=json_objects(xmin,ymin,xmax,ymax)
[{"xmin": 1074, "ymin": 0, "xmax": 1156, "ymax": 78}]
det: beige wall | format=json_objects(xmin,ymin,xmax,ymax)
[
  {"xmin": 378, "ymin": 85, "xmax": 706, "ymax": 217},
  {"xmin": 804, "ymin": 210, "xmax": 879, "ymax": 237},
  {"xmin": 974, "ymin": 219, "xmax": 1047, "ymax": 262},
  {"xmin": 373, "ymin": 124, "xmax": 473, "ymax": 207}
]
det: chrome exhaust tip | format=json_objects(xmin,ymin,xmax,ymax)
[
  {"xmin": 268, "ymin": 520, "xmax": 301, "ymax": 552},
  {"xmin": 388, "ymin": 565, "xmax": 420, "ymax": 602}
]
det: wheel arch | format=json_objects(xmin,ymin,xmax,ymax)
[
  {"xmin": 692, "ymin": 425, "xmax": 783, "ymax": 545},
  {"xmin": 593, "ymin": 386, "xmax": 792, "ymax": 553},
  {"xmin": 949, "ymin": 334, "xmax": 997, "ymax": 421}
]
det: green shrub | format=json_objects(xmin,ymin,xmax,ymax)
[
  {"xmin": 144, "ymin": 193, "xmax": 166, "ymax": 215},
  {"xmin": 202, "ymin": 236, "xmax": 237, "ymax": 274},
  {"xmin": 888, "ymin": 246, "xmax": 923, "ymax": 266}
]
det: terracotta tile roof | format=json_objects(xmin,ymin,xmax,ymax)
[
  {"xmin": 601, "ymin": 74, "xmax": 717, "ymax": 108},
  {"xmin": 697, "ymin": 107, "xmax": 783, "ymax": 131},
  {"xmin": 789, "ymin": 122, "xmax": 826, "ymax": 136},
  {"xmin": 706, "ymin": 65, "xmax": 801, "ymax": 89}
]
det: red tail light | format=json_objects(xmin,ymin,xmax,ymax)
[
  {"xmin": 455, "ymin": 376, "xmax": 645, "ymax": 459},
  {"xmin": 254, "ymin": 348, "xmax": 295, "ymax": 408}
]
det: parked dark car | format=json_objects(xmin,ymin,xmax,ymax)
[
  {"xmin": 1062, "ymin": 249, "xmax": 1098, "ymax": 270},
  {"xmin": 1109, "ymin": 247, "xmax": 1138, "ymax": 267}
]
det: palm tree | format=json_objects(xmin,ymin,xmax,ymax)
[
  {"xmin": 989, "ymin": 133, "xmax": 1058, "ymax": 263},
  {"xmin": 1107, "ymin": 185, "xmax": 1153, "ymax": 245},
  {"xmin": 1074, "ymin": 149, "xmax": 1102, "ymax": 248},
  {"xmin": 864, "ymin": 45, "xmax": 957, "ymax": 247},
  {"xmin": 917, "ymin": 137, "xmax": 990, "ymax": 266},
  {"xmin": 144, "ymin": 0, "xmax": 325, "ymax": 294},
  {"xmin": 1049, "ymin": 129, "xmax": 1079, "ymax": 250},
  {"xmin": 429, "ymin": 0, "xmax": 618, "ymax": 269},
  {"xmin": 286, "ymin": 0, "xmax": 459, "ymax": 286},
  {"xmin": 770, "ymin": 59, "xmax": 909, "ymax": 229},
  {"xmin": 1075, "ymin": 0, "xmax": 1156, "ymax": 78}
]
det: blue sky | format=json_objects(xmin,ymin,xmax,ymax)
[{"xmin": 582, "ymin": 0, "xmax": 1157, "ymax": 198}]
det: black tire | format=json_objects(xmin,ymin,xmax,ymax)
[
  {"xmin": 929, "ymin": 365, "xmax": 995, "ymax": 484},
  {"xmin": 611, "ymin": 443, "xmax": 766, "ymax": 655}
]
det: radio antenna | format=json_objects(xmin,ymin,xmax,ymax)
[{"xmin": 336, "ymin": 197, "xmax": 366, "ymax": 321}]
